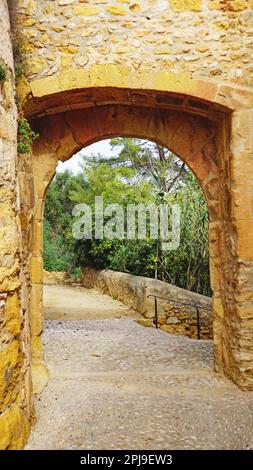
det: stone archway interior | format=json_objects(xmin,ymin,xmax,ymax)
[{"xmin": 28, "ymin": 96, "xmax": 236, "ymax": 396}]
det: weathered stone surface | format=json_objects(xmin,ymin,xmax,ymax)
[
  {"xmin": 43, "ymin": 270, "xmax": 80, "ymax": 286},
  {"xmin": 137, "ymin": 318, "xmax": 155, "ymax": 328},
  {"xmin": 0, "ymin": 0, "xmax": 33, "ymax": 451},
  {"xmin": 30, "ymin": 257, "xmax": 43, "ymax": 284},
  {"xmin": 81, "ymin": 268, "xmax": 212, "ymax": 340},
  {"xmin": 14, "ymin": 0, "xmax": 253, "ymax": 94},
  {"xmin": 1, "ymin": 0, "xmax": 253, "ymax": 451},
  {"xmin": 0, "ymin": 400, "xmax": 30, "ymax": 450},
  {"xmin": 31, "ymin": 361, "xmax": 49, "ymax": 396},
  {"xmin": 28, "ymin": 89, "xmax": 253, "ymax": 401},
  {"xmin": 29, "ymin": 284, "xmax": 43, "ymax": 336}
]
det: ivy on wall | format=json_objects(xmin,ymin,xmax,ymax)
[
  {"xmin": 12, "ymin": 33, "xmax": 38, "ymax": 154},
  {"xmin": 17, "ymin": 115, "xmax": 38, "ymax": 154}
]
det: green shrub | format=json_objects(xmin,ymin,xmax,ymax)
[
  {"xmin": 17, "ymin": 116, "xmax": 39, "ymax": 154},
  {"xmin": 13, "ymin": 37, "xmax": 27, "ymax": 83}
]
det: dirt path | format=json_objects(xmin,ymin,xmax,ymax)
[
  {"xmin": 26, "ymin": 285, "xmax": 253, "ymax": 450},
  {"xmin": 44, "ymin": 284, "xmax": 141, "ymax": 321}
]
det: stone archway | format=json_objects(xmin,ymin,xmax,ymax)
[
  {"xmin": 25, "ymin": 86, "xmax": 253, "ymax": 394},
  {"xmin": 2, "ymin": 0, "xmax": 253, "ymax": 449}
]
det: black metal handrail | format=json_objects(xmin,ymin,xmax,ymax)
[{"xmin": 148, "ymin": 293, "xmax": 210, "ymax": 339}]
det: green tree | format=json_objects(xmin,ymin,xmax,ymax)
[
  {"xmin": 43, "ymin": 170, "xmax": 87, "ymax": 272},
  {"xmin": 43, "ymin": 139, "xmax": 210, "ymax": 295},
  {"xmin": 162, "ymin": 173, "xmax": 210, "ymax": 295}
]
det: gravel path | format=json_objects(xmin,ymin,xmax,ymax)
[{"xmin": 26, "ymin": 316, "xmax": 253, "ymax": 450}]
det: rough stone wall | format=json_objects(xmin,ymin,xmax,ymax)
[
  {"xmin": 0, "ymin": 0, "xmax": 32, "ymax": 450},
  {"xmin": 16, "ymin": 0, "xmax": 253, "ymax": 88},
  {"xmin": 0, "ymin": 0, "xmax": 252, "ymax": 452},
  {"xmin": 43, "ymin": 270, "xmax": 81, "ymax": 285},
  {"xmin": 81, "ymin": 268, "xmax": 212, "ymax": 340},
  {"xmin": 28, "ymin": 97, "xmax": 253, "ymax": 391},
  {"xmin": 28, "ymin": 102, "xmax": 218, "ymax": 368}
]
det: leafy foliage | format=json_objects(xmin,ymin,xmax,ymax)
[
  {"xmin": 44, "ymin": 220, "xmax": 72, "ymax": 272},
  {"xmin": 44, "ymin": 139, "xmax": 210, "ymax": 296},
  {"xmin": 13, "ymin": 37, "xmax": 27, "ymax": 84},
  {"xmin": 161, "ymin": 173, "xmax": 210, "ymax": 295},
  {"xmin": 44, "ymin": 171, "xmax": 86, "ymax": 272},
  {"xmin": 17, "ymin": 116, "xmax": 38, "ymax": 154}
]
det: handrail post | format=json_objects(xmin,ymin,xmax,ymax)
[
  {"xmin": 154, "ymin": 297, "xmax": 158, "ymax": 329},
  {"xmin": 148, "ymin": 293, "xmax": 206, "ymax": 338},
  {"xmin": 196, "ymin": 307, "xmax": 200, "ymax": 340}
]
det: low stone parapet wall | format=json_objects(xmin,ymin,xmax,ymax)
[
  {"xmin": 43, "ymin": 271, "xmax": 81, "ymax": 286},
  {"xmin": 81, "ymin": 268, "xmax": 212, "ymax": 340}
]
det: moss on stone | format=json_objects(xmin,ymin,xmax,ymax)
[{"xmin": 0, "ymin": 61, "xmax": 7, "ymax": 83}]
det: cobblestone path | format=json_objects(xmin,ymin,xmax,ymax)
[{"xmin": 26, "ymin": 316, "xmax": 253, "ymax": 450}]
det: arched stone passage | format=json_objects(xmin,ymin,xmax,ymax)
[
  {"xmin": 26, "ymin": 90, "xmax": 253, "ymax": 394},
  {"xmin": 2, "ymin": 0, "xmax": 253, "ymax": 450}
]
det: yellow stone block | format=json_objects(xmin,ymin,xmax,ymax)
[
  {"xmin": 0, "ymin": 269, "xmax": 21, "ymax": 294},
  {"xmin": 30, "ymin": 75, "xmax": 60, "ymax": 97},
  {"xmin": 213, "ymin": 21, "xmax": 229, "ymax": 30},
  {"xmin": 51, "ymin": 25, "xmax": 65, "ymax": 32},
  {"xmin": 22, "ymin": 43, "xmax": 35, "ymax": 54},
  {"xmin": 169, "ymin": 0, "xmax": 202, "ymax": 12},
  {"xmin": 0, "ymin": 401, "xmax": 30, "ymax": 450},
  {"xmin": 209, "ymin": 257, "xmax": 221, "ymax": 292},
  {"xmin": 235, "ymin": 220, "xmax": 253, "ymax": 260},
  {"xmin": 229, "ymin": 0, "xmax": 247, "ymax": 11},
  {"xmin": 22, "ymin": 19, "xmax": 36, "ymax": 27},
  {"xmin": 212, "ymin": 296, "xmax": 224, "ymax": 319},
  {"xmin": 0, "ymin": 189, "xmax": 14, "ymax": 218},
  {"xmin": 137, "ymin": 318, "xmax": 154, "ymax": 327},
  {"xmin": 28, "ymin": 56, "xmax": 47, "ymax": 74},
  {"xmin": 0, "ymin": 223, "xmax": 19, "ymax": 259},
  {"xmin": 122, "ymin": 22, "xmax": 134, "ymax": 28},
  {"xmin": 115, "ymin": 47, "xmax": 131, "ymax": 54},
  {"xmin": 46, "ymin": 55, "xmax": 56, "ymax": 61},
  {"xmin": 43, "ymin": 4, "xmax": 55, "ymax": 14},
  {"xmin": 30, "ymin": 335, "xmax": 44, "ymax": 362},
  {"xmin": 29, "ymin": 285, "xmax": 43, "ymax": 336},
  {"xmin": 0, "ymin": 341, "xmax": 19, "ymax": 405},
  {"xmin": 129, "ymin": 2, "xmax": 141, "ymax": 11},
  {"xmin": 107, "ymin": 5, "xmax": 128, "ymax": 15},
  {"xmin": 61, "ymin": 55, "xmax": 73, "ymax": 69},
  {"xmin": 0, "ymin": 412, "xmax": 11, "ymax": 449},
  {"xmin": 4, "ymin": 292, "xmax": 21, "ymax": 337},
  {"xmin": 30, "ymin": 257, "xmax": 43, "ymax": 284},
  {"xmin": 37, "ymin": 25, "xmax": 46, "ymax": 32},
  {"xmin": 19, "ymin": 0, "xmax": 36, "ymax": 15},
  {"xmin": 160, "ymin": 324, "xmax": 174, "ymax": 334},
  {"xmin": 31, "ymin": 219, "xmax": 42, "ymax": 254},
  {"xmin": 40, "ymin": 33, "xmax": 49, "ymax": 42},
  {"xmin": 155, "ymin": 70, "xmax": 192, "ymax": 94},
  {"xmin": 161, "ymin": 324, "xmax": 187, "ymax": 335},
  {"xmin": 90, "ymin": 64, "xmax": 131, "ymax": 87},
  {"xmin": 58, "ymin": 68, "xmax": 90, "ymax": 92},
  {"xmin": 155, "ymin": 49, "xmax": 171, "ymax": 55},
  {"xmin": 197, "ymin": 46, "xmax": 209, "ymax": 52},
  {"xmin": 31, "ymin": 361, "xmax": 49, "ymax": 395},
  {"xmin": 59, "ymin": 46, "xmax": 78, "ymax": 54},
  {"xmin": 72, "ymin": 5, "xmax": 99, "ymax": 15},
  {"xmin": 22, "ymin": 29, "xmax": 36, "ymax": 39}
]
